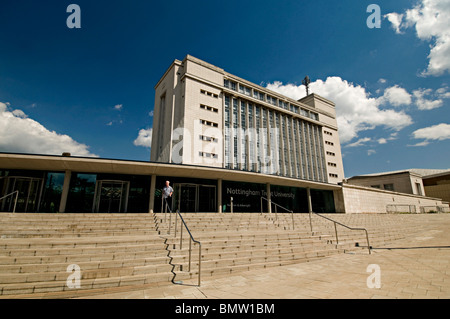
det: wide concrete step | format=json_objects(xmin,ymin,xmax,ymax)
[
  {"xmin": 0, "ymin": 248, "xmax": 169, "ymax": 265},
  {"xmin": 0, "ymin": 230, "xmax": 159, "ymax": 238},
  {"xmin": 165, "ymin": 229, "xmax": 328, "ymax": 242},
  {"xmin": 0, "ymin": 262, "xmax": 173, "ymax": 285},
  {"xmin": 0, "ymin": 242, "xmax": 168, "ymax": 258},
  {"xmin": 165, "ymin": 236, "xmax": 326, "ymax": 250},
  {"xmin": 171, "ymin": 243, "xmax": 335, "ymax": 265},
  {"xmin": 173, "ymin": 249, "xmax": 343, "ymax": 282},
  {"xmin": 0, "ymin": 235, "xmax": 164, "ymax": 249},
  {"xmin": 0, "ymin": 272, "xmax": 174, "ymax": 296},
  {"xmin": 0, "ymin": 255, "xmax": 170, "ymax": 274}
]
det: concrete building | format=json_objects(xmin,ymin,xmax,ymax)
[
  {"xmin": 0, "ymin": 55, "xmax": 448, "ymax": 215},
  {"xmin": 346, "ymin": 170, "xmax": 427, "ymax": 196},
  {"xmin": 422, "ymin": 170, "xmax": 450, "ymax": 203},
  {"xmin": 151, "ymin": 55, "xmax": 344, "ymax": 184}
]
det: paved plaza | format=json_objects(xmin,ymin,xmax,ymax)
[{"xmin": 82, "ymin": 214, "xmax": 450, "ymax": 299}]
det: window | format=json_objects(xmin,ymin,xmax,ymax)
[
  {"xmin": 327, "ymin": 162, "xmax": 337, "ymax": 167},
  {"xmin": 310, "ymin": 112, "xmax": 319, "ymax": 121},
  {"xmin": 267, "ymin": 95, "xmax": 277, "ymax": 106},
  {"xmin": 224, "ymin": 95, "xmax": 231, "ymax": 168},
  {"xmin": 200, "ymin": 89, "xmax": 219, "ymax": 98},
  {"xmin": 326, "ymin": 151, "xmax": 335, "ymax": 156},
  {"xmin": 324, "ymin": 130, "xmax": 333, "ymax": 136},
  {"xmin": 279, "ymin": 100, "xmax": 288, "ymax": 110},
  {"xmin": 325, "ymin": 141, "xmax": 334, "ymax": 146},
  {"xmin": 200, "ymin": 104, "xmax": 218, "ymax": 113},
  {"xmin": 200, "ymin": 135, "xmax": 218, "ymax": 143},
  {"xmin": 415, "ymin": 183, "xmax": 423, "ymax": 196},
  {"xmin": 239, "ymin": 84, "xmax": 251, "ymax": 96},
  {"xmin": 329, "ymin": 173, "xmax": 338, "ymax": 178},
  {"xmin": 371, "ymin": 185, "xmax": 381, "ymax": 189},
  {"xmin": 253, "ymin": 90, "xmax": 264, "ymax": 100},
  {"xmin": 224, "ymin": 79, "xmax": 237, "ymax": 91},
  {"xmin": 199, "ymin": 151, "xmax": 218, "ymax": 159},
  {"xmin": 200, "ymin": 119, "xmax": 218, "ymax": 127},
  {"xmin": 383, "ymin": 184, "xmax": 395, "ymax": 191}
]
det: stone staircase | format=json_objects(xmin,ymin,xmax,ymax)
[
  {"xmin": 0, "ymin": 212, "xmax": 423, "ymax": 298},
  {"xmin": 0, "ymin": 213, "xmax": 172, "ymax": 298},
  {"xmin": 156, "ymin": 213, "xmax": 343, "ymax": 285}
]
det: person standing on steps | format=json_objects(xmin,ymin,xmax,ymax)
[{"xmin": 162, "ymin": 180, "xmax": 174, "ymax": 212}]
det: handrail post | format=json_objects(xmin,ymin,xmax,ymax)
[
  {"xmin": 365, "ymin": 230, "xmax": 371, "ymax": 254},
  {"xmin": 198, "ymin": 243, "xmax": 202, "ymax": 287},
  {"xmin": 168, "ymin": 203, "xmax": 172, "ymax": 235},
  {"xmin": 162, "ymin": 197, "xmax": 166, "ymax": 222},
  {"xmin": 334, "ymin": 222, "xmax": 339, "ymax": 245},
  {"xmin": 13, "ymin": 191, "xmax": 18, "ymax": 214},
  {"xmin": 188, "ymin": 238, "xmax": 192, "ymax": 272},
  {"xmin": 180, "ymin": 217, "xmax": 183, "ymax": 250},
  {"xmin": 291, "ymin": 210, "xmax": 294, "ymax": 230},
  {"xmin": 175, "ymin": 209, "xmax": 178, "ymax": 238}
]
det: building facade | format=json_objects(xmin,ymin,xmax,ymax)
[
  {"xmin": 347, "ymin": 170, "xmax": 426, "ymax": 196},
  {"xmin": 151, "ymin": 55, "xmax": 344, "ymax": 185},
  {"xmin": 422, "ymin": 171, "xmax": 450, "ymax": 203},
  {"xmin": 2, "ymin": 56, "xmax": 447, "ymax": 215}
]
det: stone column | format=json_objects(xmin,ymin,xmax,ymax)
[
  {"xmin": 148, "ymin": 175, "xmax": 156, "ymax": 213},
  {"xmin": 58, "ymin": 170, "xmax": 72, "ymax": 213},
  {"xmin": 218, "ymin": 179, "xmax": 222, "ymax": 213}
]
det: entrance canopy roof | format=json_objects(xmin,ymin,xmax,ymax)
[{"xmin": 0, "ymin": 153, "xmax": 341, "ymax": 191}]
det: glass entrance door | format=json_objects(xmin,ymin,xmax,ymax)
[
  {"xmin": 198, "ymin": 185, "xmax": 216, "ymax": 212},
  {"xmin": 92, "ymin": 180, "xmax": 130, "ymax": 213},
  {"xmin": 1, "ymin": 177, "xmax": 43, "ymax": 212},
  {"xmin": 173, "ymin": 183, "xmax": 216, "ymax": 213}
]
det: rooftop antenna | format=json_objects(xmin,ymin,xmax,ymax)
[{"xmin": 302, "ymin": 76, "xmax": 311, "ymax": 96}]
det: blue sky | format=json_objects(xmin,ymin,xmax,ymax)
[{"xmin": 0, "ymin": 0, "xmax": 449, "ymax": 177}]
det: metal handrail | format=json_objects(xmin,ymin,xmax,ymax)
[
  {"xmin": 312, "ymin": 212, "xmax": 371, "ymax": 254},
  {"xmin": 0, "ymin": 191, "xmax": 19, "ymax": 213},
  {"xmin": 260, "ymin": 196, "xmax": 294, "ymax": 230},
  {"xmin": 162, "ymin": 198, "xmax": 202, "ymax": 286},
  {"xmin": 175, "ymin": 210, "xmax": 202, "ymax": 287}
]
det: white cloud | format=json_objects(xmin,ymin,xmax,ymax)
[
  {"xmin": 384, "ymin": 12, "xmax": 404, "ymax": 34},
  {"xmin": 133, "ymin": 128, "xmax": 153, "ymax": 148},
  {"xmin": 386, "ymin": 0, "xmax": 450, "ymax": 76},
  {"xmin": 413, "ymin": 88, "xmax": 444, "ymax": 110},
  {"xmin": 346, "ymin": 137, "xmax": 371, "ymax": 148},
  {"xmin": 408, "ymin": 141, "xmax": 430, "ymax": 147},
  {"xmin": 436, "ymin": 86, "xmax": 450, "ymax": 98},
  {"xmin": 0, "ymin": 102, "xmax": 97, "ymax": 157},
  {"xmin": 11, "ymin": 109, "xmax": 28, "ymax": 118},
  {"xmin": 367, "ymin": 149, "xmax": 376, "ymax": 156},
  {"xmin": 412, "ymin": 123, "xmax": 450, "ymax": 141},
  {"xmin": 114, "ymin": 104, "xmax": 123, "ymax": 110},
  {"xmin": 378, "ymin": 78, "xmax": 387, "ymax": 84},
  {"xmin": 380, "ymin": 85, "xmax": 412, "ymax": 107},
  {"xmin": 266, "ymin": 77, "xmax": 413, "ymax": 144},
  {"xmin": 378, "ymin": 138, "xmax": 387, "ymax": 144}
]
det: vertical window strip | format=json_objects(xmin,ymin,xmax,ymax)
[
  {"xmin": 224, "ymin": 95, "xmax": 231, "ymax": 169},
  {"xmin": 255, "ymin": 105, "xmax": 261, "ymax": 173}
]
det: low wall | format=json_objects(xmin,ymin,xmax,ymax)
[{"xmin": 340, "ymin": 183, "xmax": 449, "ymax": 214}]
